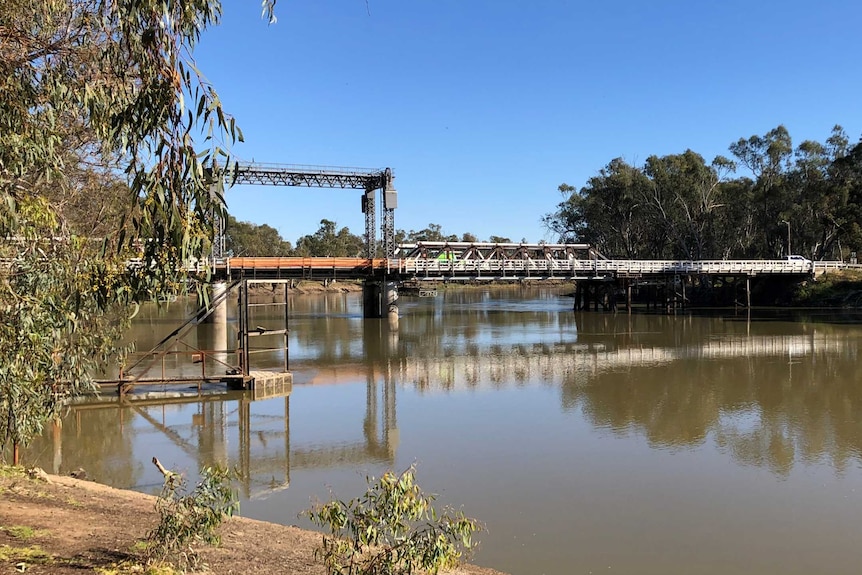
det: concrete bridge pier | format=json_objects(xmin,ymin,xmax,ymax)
[
  {"xmin": 363, "ymin": 280, "xmax": 399, "ymax": 323},
  {"xmin": 208, "ymin": 281, "xmax": 229, "ymax": 366}
]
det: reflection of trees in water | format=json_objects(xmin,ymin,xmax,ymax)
[
  {"xmin": 562, "ymin": 351, "xmax": 862, "ymax": 475},
  {"xmin": 24, "ymin": 407, "xmax": 138, "ymax": 487}
]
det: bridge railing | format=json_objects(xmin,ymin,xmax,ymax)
[
  {"xmin": 399, "ymin": 258, "xmax": 817, "ymax": 276},
  {"xmin": 593, "ymin": 260, "xmax": 814, "ymax": 274},
  {"xmin": 813, "ymin": 261, "xmax": 862, "ymax": 271},
  {"xmin": 224, "ymin": 257, "xmax": 389, "ymax": 271}
]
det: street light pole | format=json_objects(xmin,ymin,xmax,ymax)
[{"xmin": 781, "ymin": 220, "xmax": 791, "ymax": 255}]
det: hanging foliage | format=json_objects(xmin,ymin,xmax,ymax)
[{"xmin": 0, "ymin": 0, "xmax": 271, "ymax": 462}]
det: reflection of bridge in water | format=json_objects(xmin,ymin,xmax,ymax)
[
  {"xmin": 52, "ymin": 373, "xmax": 397, "ymax": 499},
  {"xmin": 292, "ymin": 332, "xmax": 852, "ymax": 392}
]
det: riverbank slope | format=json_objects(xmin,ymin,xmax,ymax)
[
  {"xmin": 792, "ymin": 268, "xmax": 862, "ymax": 306},
  {"xmin": 0, "ymin": 468, "xmax": 504, "ymax": 575}
]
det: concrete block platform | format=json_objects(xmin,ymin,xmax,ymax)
[{"xmin": 222, "ymin": 370, "xmax": 292, "ymax": 400}]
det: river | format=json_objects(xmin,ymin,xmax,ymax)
[{"xmin": 25, "ymin": 287, "xmax": 862, "ymax": 575}]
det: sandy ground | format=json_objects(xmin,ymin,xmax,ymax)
[{"xmin": 0, "ymin": 469, "xmax": 504, "ymax": 575}]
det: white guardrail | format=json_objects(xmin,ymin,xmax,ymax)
[{"xmin": 399, "ymin": 259, "xmax": 839, "ymax": 276}]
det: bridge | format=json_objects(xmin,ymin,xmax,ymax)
[
  {"xmin": 214, "ymin": 242, "xmax": 821, "ymax": 281},
  {"xmin": 205, "ymin": 240, "xmax": 837, "ymax": 325}
]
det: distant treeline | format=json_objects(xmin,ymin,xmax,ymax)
[
  {"xmin": 225, "ymin": 218, "xmax": 514, "ymax": 258},
  {"xmin": 544, "ymin": 125, "xmax": 862, "ymax": 261}
]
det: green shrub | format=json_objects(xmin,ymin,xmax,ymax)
[
  {"xmin": 2, "ymin": 525, "xmax": 44, "ymax": 540},
  {"xmin": 306, "ymin": 465, "xmax": 480, "ymax": 575},
  {"xmin": 146, "ymin": 462, "xmax": 238, "ymax": 571}
]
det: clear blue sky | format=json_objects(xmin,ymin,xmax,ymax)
[{"xmin": 194, "ymin": 0, "xmax": 862, "ymax": 245}]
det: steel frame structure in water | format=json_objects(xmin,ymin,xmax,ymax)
[{"xmin": 100, "ymin": 279, "xmax": 291, "ymax": 392}]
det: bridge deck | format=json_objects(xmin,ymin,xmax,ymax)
[
  {"xmin": 218, "ymin": 257, "xmax": 391, "ymax": 279},
  {"xmin": 215, "ymin": 256, "xmax": 824, "ymax": 280}
]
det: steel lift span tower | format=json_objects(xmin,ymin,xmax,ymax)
[{"xmin": 210, "ymin": 162, "xmax": 397, "ymax": 260}]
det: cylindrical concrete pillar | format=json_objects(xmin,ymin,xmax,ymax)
[
  {"xmin": 385, "ymin": 281, "xmax": 399, "ymax": 328},
  {"xmin": 211, "ymin": 281, "xmax": 228, "ymax": 368}
]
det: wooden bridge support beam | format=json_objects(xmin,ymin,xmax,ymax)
[
  {"xmin": 666, "ymin": 281, "xmax": 674, "ymax": 314},
  {"xmin": 746, "ymin": 276, "xmax": 751, "ymax": 309},
  {"xmin": 573, "ymin": 280, "xmax": 618, "ymax": 313},
  {"xmin": 574, "ymin": 281, "xmax": 589, "ymax": 311},
  {"xmin": 605, "ymin": 283, "xmax": 617, "ymax": 312},
  {"xmin": 731, "ymin": 276, "xmax": 752, "ymax": 311},
  {"xmin": 681, "ymin": 277, "xmax": 686, "ymax": 311}
]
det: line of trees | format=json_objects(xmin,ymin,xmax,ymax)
[
  {"xmin": 394, "ymin": 223, "xmax": 514, "ymax": 245},
  {"xmin": 226, "ymin": 218, "xmax": 516, "ymax": 257},
  {"xmin": 544, "ymin": 125, "xmax": 862, "ymax": 261}
]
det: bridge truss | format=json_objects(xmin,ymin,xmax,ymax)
[
  {"xmin": 212, "ymin": 163, "xmax": 397, "ymax": 259},
  {"xmin": 396, "ymin": 241, "xmax": 602, "ymax": 261}
]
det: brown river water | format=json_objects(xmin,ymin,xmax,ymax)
[{"xmin": 25, "ymin": 287, "xmax": 862, "ymax": 575}]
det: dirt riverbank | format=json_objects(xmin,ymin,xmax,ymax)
[
  {"xmin": 248, "ymin": 280, "xmax": 363, "ymax": 295},
  {"xmin": 0, "ymin": 468, "xmax": 504, "ymax": 575}
]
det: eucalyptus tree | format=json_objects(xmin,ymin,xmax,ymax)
[
  {"xmin": 787, "ymin": 127, "xmax": 854, "ymax": 260},
  {"xmin": 642, "ymin": 151, "xmax": 734, "ymax": 260},
  {"xmin": 729, "ymin": 124, "xmax": 854, "ymax": 260},
  {"xmin": 544, "ymin": 159, "xmax": 655, "ymax": 258},
  {"xmin": 729, "ymin": 126, "xmax": 795, "ymax": 257},
  {"xmin": 827, "ymin": 138, "xmax": 862, "ymax": 257},
  {"xmin": 0, "ymin": 0, "xmax": 275, "ymax": 463},
  {"xmin": 294, "ymin": 219, "xmax": 364, "ymax": 257},
  {"xmin": 790, "ymin": 139, "xmax": 837, "ymax": 258},
  {"xmin": 714, "ymin": 177, "xmax": 757, "ymax": 258},
  {"xmin": 405, "ymin": 223, "xmax": 459, "ymax": 243},
  {"xmin": 549, "ymin": 125, "xmax": 862, "ymax": 261},
  {"xmin": 225, "ymin": 215, "xmax": 293, "ymax": 257}
]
